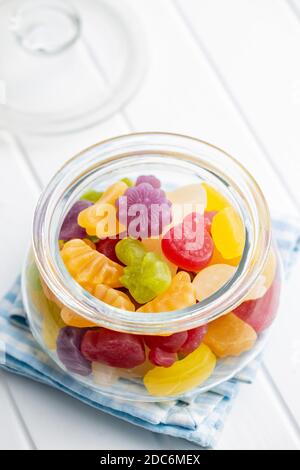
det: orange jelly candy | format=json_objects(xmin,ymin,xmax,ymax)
[{"xmin": 204, "ymin": 313, "xmax": 257, "ymax": 358}]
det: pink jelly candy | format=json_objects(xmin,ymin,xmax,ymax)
[
  {"xmin": 149, "ymin": 348, "xmax": 177, "ymax": 367},
  {"xmin": 233, "ymin": 280, "xmax": 280, "ymax": 333},
  {"xmin": 144, "ymin": 331, "xmax": 188, "ymax": 353},
  {"xmin": 179, "ymin": 325, "xmax": 208, "ymax": 354}
]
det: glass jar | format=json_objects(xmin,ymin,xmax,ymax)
[{"xmin": 22, "ymin": 133, "xmax": 281, "ymax": 401}]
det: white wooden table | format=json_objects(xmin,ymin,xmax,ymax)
[{"xmin": 1, "ymin": 0, "xmax": 300, "ymax": 450}]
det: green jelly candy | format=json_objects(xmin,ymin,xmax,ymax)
[
  {"xmin": 121, "ymin": 252, "xmax": 172, "ymax": 304},
  {"xmin": 115, "ymin": 238, "xmax": 146, "ymax": 266},
  {"xmin": 121, "ymin": 177, "xmax": 134, "ymax": 187},
  {"xmin": 80, "ymin": 189, "xmax": 103, "ymax": 203}
]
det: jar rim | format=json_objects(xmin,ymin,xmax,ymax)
[{"xmin": 32, "ymin": 132, "xmax": 271, "ymax": 334}]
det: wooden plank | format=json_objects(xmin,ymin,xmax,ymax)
[
  {"xmin": 1, "ymin": 0, "xmax": 299, "ymax": 449},
  {"xmin": 171, "ymin": 0, "xmax": 300, "ymax": 440},
  {"xmin": 174, "ymin": 0, "xmax": 300, "ymax": 210}
]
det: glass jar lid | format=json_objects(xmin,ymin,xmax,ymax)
[{"xmin": 0, "ymin": 0, "xmax": 146, "ymax": 134}]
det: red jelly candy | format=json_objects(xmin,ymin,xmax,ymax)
[
  {"xmin": 81, "ymin": 329, "xmax": 145, "ymax": 368},
  {"xmin": 162, "ymin": 212, "xmax": 214, "ymax": 272},
  {"xmin": 144, "ymin": 331, "xmax": 188, "ymax": 353},
  {"xmin": 233, "ymin": 280, "xmax": 280, "ymax": 333},
  {"xmin": 96, "ymin": 237, "xmax": 121, "ymax": 264},
  {"xmin": 149, "ymin": 348, "xmax": 177, "ymax": 367},
  {"xmin": 179, "ymin": 325, "xmax": 208, "ymax": 355}
]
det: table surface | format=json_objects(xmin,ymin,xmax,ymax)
[{"xmin": 1, "ymin": 0, "xmax": 300, "ymax": 450}]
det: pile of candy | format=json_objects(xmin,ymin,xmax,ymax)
[{"xmin": 39, "ymin": 175, "xmax": 279, "ymax": 397}]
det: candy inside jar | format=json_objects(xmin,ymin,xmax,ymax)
[{"xmin": 25, "ymin": 134, "xmax": 281, "ymax": 401}]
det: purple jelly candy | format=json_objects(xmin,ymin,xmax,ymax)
[
  {"xmin": 56, "ymin": 327, "xmax": 92, "ymax": 376},
  {"xmin": 59, "ymin": 200, "xmax": 92, "ymax": 241},
  {"xmin": 116, "ymin": 183, "xmax": 172, "ymax": 238},
  {"xmin": 136, "ymin": 175, "xmax": 161, "ymax": 189}
]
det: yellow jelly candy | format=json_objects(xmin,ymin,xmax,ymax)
[
  {"xmin": 209, "ymin": 246, "xmax": 241, "ymax": 267},
  {"xmin": 137, "ymin": 271, "xmax": 196, "ymax": 313},
  {"xmin": 141, "ymin": 238, "xmax": 178, "ymax": 277},
  {"xmin": 42, "ymin": 301, "xmax": 65, "ymax": 350},
  {"xmin": 262, "ymin": 246, "xmax": 277, "ymax": 291},
  {"xmin": 211, "ymin": 207, "xmax": 245, "ymax": 259},
  {"xmin": 40, "ymin": 276, "xmax": 64, "ymax": 308},
  {"xmin": 244, "ymin": 247, "xmax": 277, "ymax": 301},
  {"xmin": 93, "ymin": 284, "xmax": 135, "ymax": 311},
  {"xmin": 78, "ymin": 181, "xmax": 127, "ymax": 237},
  {"xmin": 204, "ymin": 313, "xmax": 257, "ymax": 358},
  {"xmin": 60, "ymin": 307, "xmax": 97, "ymax": 328},
  {"xmin": 61, "ymin": 239, "xmax": 123, "ymax": 289},
  {"xmin": 144, "ymin": 343, "xmax": 216, "ymax": 396},
  {"xmin": 166, "ymin": 184, "xmax": 206, "ymax": 228},
  {"xmin": 193, "ymin": 264, "xmax": 236, "ymax": 302},
  {"xmin": 202, "ymin": 183, "xmax": 230, "ymax": 211}
]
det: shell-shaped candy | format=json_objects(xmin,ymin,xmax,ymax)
[
  {"xmin": 61, "ymin": 239, "xmax": 123, "ymax": 289},
  {"xmin": 93, "ymin": 284, "xmax": 135, "ymax": 311},
  {"xmin": 137, "ymin": 272, "xmax": 196, "ymax": 313},
  {"xmin": 78, "ymin": 181, "xmax": 127, "ymax": 237}
]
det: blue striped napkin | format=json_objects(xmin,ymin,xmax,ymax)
[{"xmin": 0, "ymin": 219, "xmax": 299, "ymax": 448}]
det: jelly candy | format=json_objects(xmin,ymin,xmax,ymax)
[
  {"xmin": 204, "ymin": 211, "xmax": 217, "ymax": 233},
  {"xmin": 211, "ymin": 206, "xmax": 245, "ymax": 259},
  {"xmin": 81, "ymin": 329, "xmax": 146, "ymax": 368},
  {"xmin": 78, "ymin": 181, "xmax": 128, "ymax": 237},
  {"xmin": 202, "ymin": 183, "xmax": 229, "ymax": 211},
  {"xmin": 244, "ymin": 275, "xmax": 267, "ymax": 301},
  {"xmin": 121, "ymin": 177, "xmax": 134, "ymax": 187},
  {"xmin": 233, "ymin": 280, "xmax": 280, "ymax": 333},
  {"xmin": 59, "ymin": 200, "xmax": 92, "ymax": 241},
  {"xmin": 58, "ymin": 240, "xmax": 65, "ymax": 250},
  {"xmin": 137, "ymin": 272, "xmax": 196, "ymax": 313},
  {"xmin": 116, "ymin": 238, "xmax": 172, "ymax": 303},
  {"xmin": 162, "ymin": 213, "xmax": 214, "ymax": 272},
  {"xmin": 116, "ymin": 183, "xmax": 172, "ymax": 238},
  {"xmin": 179, "ymin": 326, "xmax": 208, "ymax": 355},
  {"xmin": 119, "ymin": 355, "xmax": 153, "ymax": 378},
  {"xmin": 57, "ymin": 326, "xmax": 92, "ymax": 376},
  {"xmin": 80, "ymin": 189, "xmax": 103, "ymax": 203},
  {"xmin": 136, "ymin": 175, "xmax": 161, "ymax": 189},
  {"xmin": 120, "ymin": 252, "xmax": 172, "ymax": 304},
  {"xmin": 61, "ymin": 239, "xmax": 123, "ymax": 289},
  {"xmin": 83, "ymin": 238, "xmax": 96, "ymax": 250},
  {"xmin": 96, "ymin": 236, "xmax": 122, "ymax": 264},
  {"xmin": 144, "ymin": 343, "xmax": 216, "ymax": 396},
  {"xmin": 141, "ymin": 237, "xmax": 177, "ymax": 276},
  {"xmin": 262, "ymin": 246, "xmax": 277, "ymax": 291},
  {"xmin": 42, "ymin": 299, "xmax": 65, "ymax": 350},
  {"xmin": 60, "ymin": 307, "xmax": 97, "ymax": 328},
  {"xmin": 149, "ymin": 348, "xmax": 177, "ymax": 367},
  {"xmin": 144, "ymin": 331, "xmax": 188, "ymax": 353},
  {"xmin": 93, "ymin": 284, "xmax": 135, "ymax": 311},
  {"xmin": 92, "ymin": 362, "xmax": 120, "ymax": 387},
  {"xmin": 166, "ymin": 184, "xmax": 206, "ymax": 228},
  {"xmin": 204, "ymin": 313, "xmax": 257, "ymax": 357},
  {"xmin": 40, "ymin": 276, "xmax": 64, "ymax": 308},
  {"xmin": 193, "ymin": 264, "xmax": 236, "ymax": 302},
  {"xmin": 115, "ymin": 238, "xmax": 146, "ymax": 266},
  {"xmin": 209, "ymin": 246, "xmax": 241, "ymax": 267}
]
